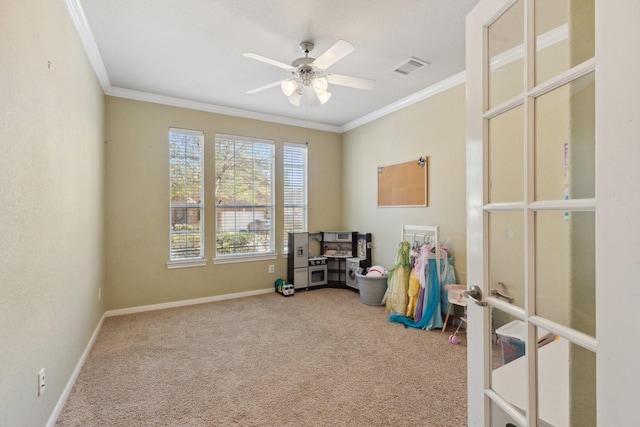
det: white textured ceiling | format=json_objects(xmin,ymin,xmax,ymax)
[{"xmin": 76, "ymin": 0, "xmax": 479, "ymax": 131}]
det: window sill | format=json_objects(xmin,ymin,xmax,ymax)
[
  {"xmin": 213, "ymin": 253, "xmax": 278, "ymax": 265},
  {"xmin": 166, "ymin": 258, "xmax": 208, "ymax": 269}
]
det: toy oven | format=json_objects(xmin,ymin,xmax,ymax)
[{"xmin": 308, "ymin": 264, "xmax": 328, "ymax": 287}]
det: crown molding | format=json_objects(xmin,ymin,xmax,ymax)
[
  {"xmin": 341, "ymin": 23, "xmax": 568, "ymax": 132},
  {"xmin": 106, "ymin": 87, "xmax": 342, "ymax": 133},
  {"xmin": 64, "ymin": 0, "xmax": 111, "ymax": 91},
  {"xmin": 64, "ymin": 0, "xmax": 340, "ymax": 132},
  {"xmin": 63, "ymin": 0, "xmax": 467, "ymax": 134},
  {"xmin": 339, "ymin": 71, "xmax": 467, "ymax": 132},
  {"xmin": 65, "ymin": 1, "xmax": 569, "ymax": 135}
]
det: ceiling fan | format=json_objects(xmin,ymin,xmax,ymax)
[{"xmin": 243, "ymin": 40, "xmax": 375, "ymax": 106}]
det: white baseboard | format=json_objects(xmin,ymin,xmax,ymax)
[
  {"xmin": 46, "ymin": 313, "xmax": 105, "ymax": 427},
  {"xmin": 105, "ymin": 287, "xmax": 274, "ymax": 317},
  {"xmin": 47, "ymin": 287, "xmax": 273, "ymax": 425}
]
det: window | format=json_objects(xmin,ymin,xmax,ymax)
[
  {"xmin": 283, "ymin": 143, "xmax": 307, "ymax": 252},
  {"xmin": 169, "ymin": 128, "xmax": 204, "ymax": 264},
  {"xmin": 215, "ymin": 134, "xmax": 274, "ymax": 259}
]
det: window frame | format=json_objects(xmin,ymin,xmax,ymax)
[
  {"xmin": 213, "ymin": 133, "xmax": 276, "ymax": 263},
  {"xmin": 167, "ymin": 127, "xmax": 206, "ymax": 269}
]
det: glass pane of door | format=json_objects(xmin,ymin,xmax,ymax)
[
  {"xmin": 491, "ymin": 400, "xmax": 522, "ymax": 427},
  {"xmin": 535, "ymin": 210, "xmax": 596, "ymax": 337},
  {"xmin": 536, "ymin": 337, "xmax": 596, "ymax": 426},
  {"xmin": 488, "ymin": 105, "xmax": 524, "ymax": 203},
  {"xmin": 490, "ymin": 307, "xmax": 526, "ymax": 422},
  {"xmin": 488, "ymin": 0, "xmax": 524, "ymax": 109},
  {"xmin": 535, "ymin": 0, "xmax": 595, "ymax": 85},
  {"xmin": 535, "ymin": 72, "xmax": 596, "ymax": 201},
  {"xmin": 488, "ymin": 211, "xmax": 524, "ymax": 310}
]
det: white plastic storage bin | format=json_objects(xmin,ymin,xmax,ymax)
[{"xmin": 495, "ymin": 320, "xmax": 555, "ymax": 364}]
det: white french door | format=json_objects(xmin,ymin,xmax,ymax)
[{"xmin": 466, "ymin": 0, "xmax": 640, "ymax": 426}]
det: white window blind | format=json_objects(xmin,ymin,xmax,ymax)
[
  {"xmin": 169, "ymin": 128, "xmax": 204, "ymax": 261},
  {"xmin": 283, "ymin": 143, "xmax": 307, "ymax": 251},
  {"xmin": 215, "ymin": 134, "xmax": 274, "ymax": 257}
]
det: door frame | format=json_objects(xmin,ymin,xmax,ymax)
[{"xmin": 591, "ymin": 0, "xmax": 640, "ymax": 424}]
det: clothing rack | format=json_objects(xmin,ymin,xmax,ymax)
[{"xmin": 400, "ymin": 224, "xmax": 440, "ymax": 281}]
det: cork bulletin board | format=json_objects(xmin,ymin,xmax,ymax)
[{"xmin": 377, "ymin": 157, "xmax": 428, "ymax": 207}]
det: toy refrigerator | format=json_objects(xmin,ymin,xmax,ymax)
[{"xmin": 287, "ymin": 232, "xmax": 308, "ymax": 289}]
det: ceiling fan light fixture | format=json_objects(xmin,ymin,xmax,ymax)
[
  {"xmin": 246, "ymin": 39, "xmax": 370, "ymax": 107},
  {"xmin": 316, "ymin": 90, "xmax": 331, "ymax": 105},
  {"xmin": 312, "ymin": 76, "xmax": 329, "ymax": 95},
  {"xmin": 281, "ymin": 79, "xmax": 298, "ymax": 97},
  {"xmin": 288, "ymin": 89, "xmax": 303, "ymax": 106}
]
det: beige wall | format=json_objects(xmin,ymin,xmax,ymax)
[
  {"xmin": 104, "ymin": 97, "xmax": 343, "ymax": 309},
  {"xmin": 104, "ymin": 86, "xmax": 468, "ymax": 307},
  {"xmin": 0, "ymin": 0, "xmax": 106, "ymax": 425},
  {"xmin": 342, "ymin": 84, "xmax": 468, "ymax": 281}
]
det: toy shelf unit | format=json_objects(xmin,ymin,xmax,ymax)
[{"xmin": 321, "ymin": 231, "xmax": 371, "ymax": 289}]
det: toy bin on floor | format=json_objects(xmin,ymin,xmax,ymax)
[
  {"xmin": 496, "ymin": 320, "xmax": 555, "ymax": 364},
  {"xmin": 355, "ymin": 272, "xmax": 388, "ymax": 306}
]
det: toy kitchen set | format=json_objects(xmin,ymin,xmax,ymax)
[{"xmin": 287, "ymin": 231, "xmax": 372, "ymax": 291}]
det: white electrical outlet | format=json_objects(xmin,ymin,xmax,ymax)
[
  {"xmin": 269, "ymin": 264, "xmax": 275, "ymax": 273},
  {"xmin": 38, "ymin": 368, "xmax": 45, "ymax": 396}
]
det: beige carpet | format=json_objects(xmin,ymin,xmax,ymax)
[{"xmin": 56, "ymin": 288, "xmax": 468, "ymax": 426}]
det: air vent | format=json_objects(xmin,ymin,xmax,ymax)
[{"xmin": 391, "ymin": 57, "xmax": 429, "ymax": 76}]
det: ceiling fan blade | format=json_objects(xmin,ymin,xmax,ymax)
[
  {"xmin": 312, "ymin": 40, "xmax": 355, "ymax": 70},
  {"xmin": 247, "ymin": 80, "xmax": 282, "ymax": 94},
  {"xmin": 242, "ymin": 53, "xmax": 293, "ymax": 71},
  {"xmin": 327, "ymin": 74, "xmax": 375, "ymax": 90}
]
